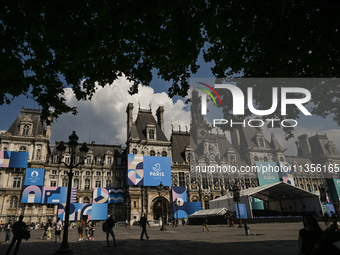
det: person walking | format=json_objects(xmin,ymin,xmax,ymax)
[
  {"xmin": 41, "ymin": 219, "xmax": 51, "ymax": 240},
  {"xmin": 84, "ymin": 220, "xmax": 90, "ymax": 240},
  {"xmin": 54, "ymin": 217, "xmax": 62, "ymax": 243},
  {"xmin": 105, "ymin": 216, "xmax": 117, "ymax": 247},
  {"xmin": 5, "ymin": 220, "xmax": 13, "ymax": 242},
  {"xmin": 140, "ymin": 213, "xmax": 150, "ymax": 240},
  {"xmin": 78, "ymin": 218, "xmax": 85, "ymax": 241},
  {"xmin": 202, "ymin": 216, "xmax": 210, "ymax": 233},
  {"xmin": 5, "ymin": 215, "xmax": 26, "ymax": 255},
  {"xmin": 244, "ymin": 222, "xmax": 250, "ymax": 236},
  {"xmin": 89, "ymin": 221, "xmax": 95, "ymax": 240},
  {"xmin": 227, "ymin": 215, "xmax": 231, "ymax": 227}
]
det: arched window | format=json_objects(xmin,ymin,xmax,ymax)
[
  {"xmin": 132, "ymin": 149, "xmax": 137, "ymax": 154},
  {"xmin": 259, "ymin": 138, "xmax": 264, "ymax": 147},
  {"xmin": 148, "ymin": 129, "xmax": 155, "ymax": 139},
  {"xmin": 96, "ymin": 157, "xmax": 102, "ymax": 166},
  {"xmin": 162, "ymin": 151, "xmax": 167, "ymax": 157},
  {"xmin": 254, "ymin": 156, "xmax": 259, "ymax": 161},
  {"xmin": 107, "ymin": 157, "xmax": 112, "ymax": 165},
  {"xmin": 53, "ymin": 155, "xmax": 59, "ymax": 163},
  {"xmin": 192, "ymin": 196, "xmax": 199, "ymax": 202},
  {"xmin": 86, "ymin": 156, "xmax": 91, "ymax": 164},
  {"xmin": 22, "ymin": 125, "xmax": 29, "ymax": 136},
  {"xmin": 36, "ymin": 149, "xmax": 41, "ymax": 160},
  {"xmin": 150, "ymin": 150, "xmax": 155, "ymax": 156},
  {"xmin": 264, "ymin": 157, "xmax": 268, "ymax": 162},
  {"xmin": 20, "ymin": 146, "xmax": 27, "ymax": 151},
  {"xmin": 9, "ymin": 196, "xmax": 18, "ymax": 208},
  {"xmin": 84, "ymin": 197, "xmax": 90, "ymax": 203},
  {"xmin": 280, "ymin": 157, "xmax": 284, "ymax": 162}
]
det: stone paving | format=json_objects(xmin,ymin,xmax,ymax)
[{"xmin": 1, "ymin": 222, "xmax": 340, "ymax": 255}]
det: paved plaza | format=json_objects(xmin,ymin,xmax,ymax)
[{"xmin": 1, "ymin": 222, "xmax": 340, "ymax": 255}]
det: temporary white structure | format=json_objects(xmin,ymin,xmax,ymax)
[
  {"xmin": 209, "ymin": 182, "xmax": 323, "ymax": 218},
  {"xmin": 189, "ymin": 207, "xmax": 228, "ymax": 218}
]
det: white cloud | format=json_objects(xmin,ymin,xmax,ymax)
[{"xmin": 50, "ymin": 76, "xmax": 190, "ymax": 145}]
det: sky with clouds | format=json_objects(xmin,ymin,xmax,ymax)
[{"xmin": 0, "ymin": 56, "xmax": 339, "ymax": 156}]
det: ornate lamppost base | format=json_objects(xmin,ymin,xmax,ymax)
[
  {"xmin": 55, "ymin": 242, "xmax": 73, "ymax": 255},
  {"xmin": 160, "ymin": 225, "xmax": 167, "ymax": 231}
]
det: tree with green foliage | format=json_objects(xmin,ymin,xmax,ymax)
[{"xmin": 1, "ymin": 1, "xmax": 339, "ymax": 128}]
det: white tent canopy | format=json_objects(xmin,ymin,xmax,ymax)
[
  {"xmin": 189, "ymin": 207, "xmax": 228, "ymax": 218},
  {"xmin": 209, "ymin": 182, "xmax": 323, "ymax": 218}
]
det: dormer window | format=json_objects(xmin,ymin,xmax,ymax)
[
  {"xmin": 107, "ymin": 156, "xmax": 112, "ymax": 165},
  {"xmin": 149, "ymin": 129, "xmax": 155, "ymax": 139},
  {"xmin": 146, "ymin": 124, "xmax": 156, "ymax": 140},
  {"xmin": 259, "ymin": 138, "xmax": 264, "ymax": 147},
  {"xmin": 22, "ymin": 125, "xmax": 30, "ymax": 136}
]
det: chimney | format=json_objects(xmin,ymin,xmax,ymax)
[
  {"xmin": 297, "ymin": 134, "xmax": 312, "ymax": 158},
  {"xmin": 126, "ymin": 103, "xmax": 134, "ymax": 140},
  {"xmin": 156, "ymin": 106, "xmax": 164, "ymax": 133},
  {"xmin": 45, "ymin": 112, "xmax": 53, "ymax": 141},
  {"xmin": 231, "ymin": 129, "xmax": 241, "ymax": 151}
]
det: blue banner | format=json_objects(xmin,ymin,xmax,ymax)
[
  {"xmin": 173, "ymin": 202, "xmax": 202, "ymax": 218},
  {"xmin": 326, "ymin": 203, "xmax": 336, "ymax": 217},
  {"xmin": 24, "ymin": 168, "xmax": 45, "ymax": 186},
  {"xmin": 109, "ymin": 188, "xmax": 124, "ymax": 204},
  {"xmin": 0, "ymin": 151, "xmax": 29, "ymax": 168},
  {"xmin": 42, "ymin": 187, "xmax": 77, "ymax": 204},
  {"xmin": 58, "ymin": 203, "xmax": 107, "ymax": 221},
  {"xmin": 256, "ymin": 161, "xmax": 281, "ymax": 186},
  {"xmin": 235, "ymin": 204, "xmax": 248, "ymax": 219},
  {"xmin": 21, "ymin": 185, "xmax": 43, "ymax": 203},
  {"xmin": 172, "ymin": 186, "xmax": 187, "ymax": 203},
  {"xmin": 143, "ymin": 156, "xmax": 171, "ymax": 186}
]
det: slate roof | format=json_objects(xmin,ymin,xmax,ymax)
[
  {"xmin": 171, "ymin": 131, "xmax": 190, "ymax": 163},
  {"xmin": 239, "ymin": 126, "xmax": 271, "ymax": 149},
  {"xmin": 309, "ymin": 133, "xmax": 340, "ymax": 157},
  {"xmin": 270, "ymin": 133, "xmax": 284, "ymax": 150},
  {"xmin": 133, "ymin": 109, "xmax": 168, "ymax": 142},
  {"xmin": 217, "ymin": 135, "xmax": 247, "ymax": 165},
  {"xmin": 51, "ymin": 142, "xmax": 122, "ymax": 158},
  {"xmin": 6, "ymin": 107, "xmax": 46, "ymax": 137},
  {"xmin": 285, "ymin": 155, "xmax": 311, "ymax": 165}
]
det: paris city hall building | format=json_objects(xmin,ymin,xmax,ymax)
[{"xmin": 0, "ymin": 100, "xmax": 340, "ymax": 223}]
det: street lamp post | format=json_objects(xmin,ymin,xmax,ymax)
[
  {"xmin": 157, "ymin": 182, "xmax": 167, "ymax": 231},
  {"xmin": 125, "ymin": 197, "xmax": 130, "ymax": 226},
  {"xmin": 174, "ymin": 198, "xmax": 178, "ymax": 227},
  {"xmin": 55, "ymin": 131, "xmax": 89, "ymax": 255},
  {"xmin": 233, "ymin": 181, "xmax": 243, "ymax": 228}
]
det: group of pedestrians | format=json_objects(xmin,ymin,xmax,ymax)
[{"xmin": 77, "ymin": 218, "xmax": 96, "ymax": 241}]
